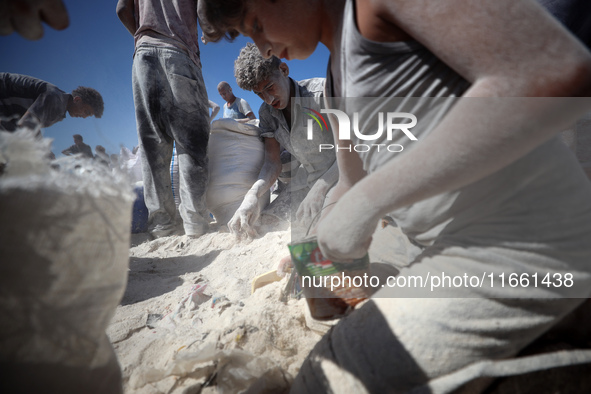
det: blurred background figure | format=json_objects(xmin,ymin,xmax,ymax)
[
  {"xmin": 95, "ymin": 145, "xmax": 109, "ymax": 166},
  {"xmin": 61, "ymin": 134, "xmax": 93, "ymax": 158},
  {"xmin": 0, "ymin": 73, "xmax": 103, "ymax": 134},
  {"xmin": 109, "ymin": 153, "xmax": 120, "ymax": 170}
]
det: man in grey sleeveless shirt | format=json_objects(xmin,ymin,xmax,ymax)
[{"xmin": 117, "ymin": 0, "xmax": 211, "ymax": 238}]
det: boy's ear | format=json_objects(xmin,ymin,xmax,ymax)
[
  {"xmin": 73, "ymin": 96, "xmax": 82, "ymax": 103},
  {"xmin": 279, "ymin": 62, "xmax": 289, "ymax": 76}
]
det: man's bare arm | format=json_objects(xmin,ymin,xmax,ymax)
[
  {"xmin": 208, "ymin": 100, "xmax": 220, "ymax": 122},
  {"xmin": 317, "ymin": 0, "xmax": 591, "ymax": 261},
  {"xmin": 116, "ymin": 0, "xmax": 136, "ymax": 36},
  {"xmin": 249, "ymin": 137, "xmax": 282, "ymax": 198}
]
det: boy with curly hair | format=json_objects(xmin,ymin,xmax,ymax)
[{"xmin": 229, "ymin": 43, "xmax": 337, "ymax": 237}]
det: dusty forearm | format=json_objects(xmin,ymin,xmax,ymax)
[
  {"xmin": 116, "ymin": 0, "xmax": 136, "ymax": 36},
  {"xmin": 318, "ymin": 162, "xmax": 359, "ymax": 222},
  {"xmin": 318, "ymin": 178, "xmax": 350, "ymax": 219},
  {"xmin": 250, "ymin": 161, "xmax": 281, "ymax": 198},
  {"xmin": 318, "ymin": 124, "xmax": 367, "ymax": 218},
  {"xmin": 248, "ymin": 139, "xmax": 282, "ymax": 199},
  {"xmin": 343, "ymin": 95, "xmax": 591, "ymax": 224},
  {"xmin": 350, "ymin": 0, "xmax": 591, "ymax": 223},
  {"xmin": 314, "ymin": 160, "xmax": 339, "ymax": 192},
  {"xmin": 209, "ymin": 105, "xmax": 220, "ymax": 122}
]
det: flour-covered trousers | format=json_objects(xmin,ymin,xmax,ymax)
[
  {"xmin": 292, "ymin": 144, "xmax": 591, "ymax": 393},
  {"xmin": 293, "ymin": 239, "xmax": 591, "ymax": 393},
  {"xmin": 132, "ymin": 45, "xmax": 210, "ymax": 236}
]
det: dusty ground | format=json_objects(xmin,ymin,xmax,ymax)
[{"xmin": 107, "ymin": 217, "xmax": 328, "ymax": 393}]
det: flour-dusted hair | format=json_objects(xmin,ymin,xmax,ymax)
[{"xmin": 234, "ymin": 43, "xmax": 281, "ymax": 91}]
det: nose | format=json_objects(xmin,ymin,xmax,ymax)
[
  {"xmin": 262, "ymin": 91, "xmax": 274, "ymax": 104},
  {"xmin": 255, "ymin": 40, "xmax": 273, "ymax": 59}
]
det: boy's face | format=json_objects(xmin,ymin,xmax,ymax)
[
  {"xmin": 218, "ymin": 86, "xmax": 232, "ymax": 103},
  {"xmin": 237, "ymin": 0, "xmax": 320, "ymax": 61},
  {"xmin": 253, "ymin": 64, "xmax": 291, "ymax": 110}
]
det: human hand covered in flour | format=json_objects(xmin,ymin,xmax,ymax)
[
  {"xmin": 228, "ymin": 192, "xmax": 260, "ymax": 239},
  {"xmin": 0, "ymin": 0, "xmax": 69, "ymax": 39},
  {"xmin": 316, "ymin": 190, "xmax": 375, "ymax": 263},
  {"xmin": 276, "ymin": 255, "xmax": 293, "ymax": 277}
]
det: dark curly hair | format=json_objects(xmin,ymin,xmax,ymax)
[
  {"xmin": 198, "ymin": 0, "xmax": 249, "ymax": 43},
  {"xmin": 234, "ymin": 43, "xmax": 282, "ymax": 91},
  {"xmin": 72, "ymin": 86, "xmax": 104, "ymax": 118}
]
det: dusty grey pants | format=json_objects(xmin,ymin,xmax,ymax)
[
  {"xmin": 292, "ymin": 229, "xmax": 591, "ymax": 393},
  {"xmin": 132, "ymin": 45, "xmax": 210, "ymax": 236}
]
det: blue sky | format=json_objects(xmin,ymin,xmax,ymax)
[{"xmin": 1, "ymin": 1, "xmax": 329, "ymax": 158}]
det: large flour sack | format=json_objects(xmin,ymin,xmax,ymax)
[{"xmin": 206, "ymin": 119, "xmax": 269, "ymax": 225}]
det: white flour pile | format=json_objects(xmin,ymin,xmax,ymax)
[{"xmin": 107, "ymin": 219, "xmax": 327, "ymax": 393}]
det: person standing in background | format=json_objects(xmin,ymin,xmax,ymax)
[
  {"xmin": 217, "ymin": 81, "xmax": 255, "ymax": 122},
  {"xmin": 116, "ymin": 0, "xmax": 211, "ymax": 239}
]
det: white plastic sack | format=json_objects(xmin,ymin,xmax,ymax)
[
  {"xmin": 119, "ymin": 145, "xmax": 143, "ymax": 185},
  {"xmin": 206, "ymin": 119, "xmax": 268, "ymax": 225},
  {"xmin": 211, "ymin": 118, "xmax": 261, "ymax": 136},
  {"xmin": 0, "ymin": 130, "xmax": 134, "ymax": 393}
]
